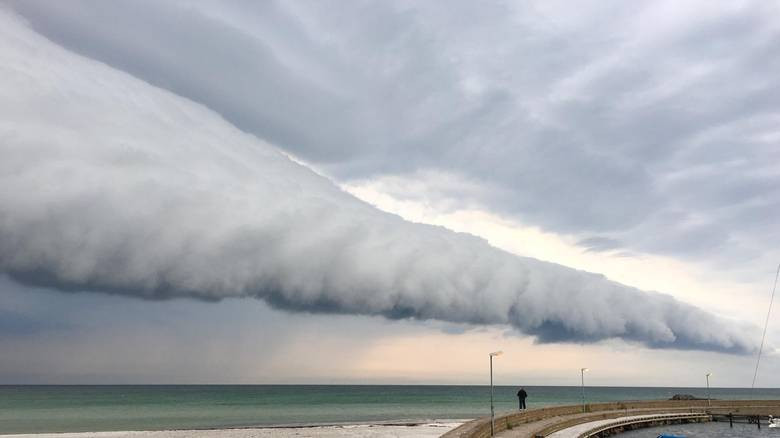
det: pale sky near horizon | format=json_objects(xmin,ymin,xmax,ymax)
[{"xmin": 1, "ymin": 0, "xmax": 780, "ymax": 387}]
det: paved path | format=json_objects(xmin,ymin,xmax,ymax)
[
  {"xmin": 546, "ymin": 413, "xmax": 707, "ymax": 438},
  {"xmin": 445, "ymin": 400, "xmax": 780, "ymax": 438},
  {"xmin": 494, "ymin": 410, "xmax": 626, "ymax": 437},
  {"xmin": 494, "ymin": 409, "xmax": 704, "ymax": 438}
]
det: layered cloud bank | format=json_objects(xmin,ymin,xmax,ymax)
[
  {"xmin": 0, "ymin": 9, "xmax": 757, "ymax": 353},
  {"xmin": 9, "ymin": 0, "xmax": 780, "ymax": 272}
]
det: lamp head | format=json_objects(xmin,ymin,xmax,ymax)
[
  {"xmin": 581, "ymin": 367, "xmax": 589, "ymax": 372},
  {"xmin": 706, "ymin": 372, "xmax": 712, "ymax": 377},
  {"xmin": 490, "ymin": 351, "xmax": 503, "ymax": 357}
]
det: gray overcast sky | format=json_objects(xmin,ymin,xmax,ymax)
[{"xmin": 1, "ymin": 0, "xmax": 779, "ymax": 385}]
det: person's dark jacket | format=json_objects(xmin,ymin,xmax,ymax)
[{"xmin": 517, "ymin": 389, "xmax": 527, "ymax": 399}]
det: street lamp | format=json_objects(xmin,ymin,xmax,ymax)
[
  {"xmin": 489, "ymin": 351, "xmax": 503, "ymax": 437},
  {"xmin": 706, "ymin": 373, "xmax": 712, "ymax": 407},
  {"xmin": 581, "ymin": 368, "xmax": 589, "ymax": 413}
]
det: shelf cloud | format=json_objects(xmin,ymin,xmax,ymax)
[
  {"xmin": 0, "ymin": 8, "xmax": 758, "ymax": 354},
  {"xmin": 9, "ymin": 0, "xmax": 780, "ymax": 273}
]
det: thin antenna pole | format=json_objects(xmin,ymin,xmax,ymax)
[{"xmin": 752, "ymin": 263, "xmax": 780, "ymax": 390}]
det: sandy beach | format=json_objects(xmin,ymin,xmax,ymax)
[{"xmin": 1, "ymin": 421, "xmax": 464, "ymax": 438}]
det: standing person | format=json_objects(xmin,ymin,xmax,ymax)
[{"xmin": 517, "ymin": 387, "xmax": 528, "ymax": 410}]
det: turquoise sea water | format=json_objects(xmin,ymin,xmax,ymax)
[{"xmin": 2, "ymin": 385, "xmax": 780, "ymax": 434}]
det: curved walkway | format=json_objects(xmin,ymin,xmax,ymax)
[
  {"xmin": 442, "ymin": 400, "xmax": 780, "ymax": 438},
  {"xmin": 545, "ymin": 412, "xmax": 709, "ymax": 438},
  {"xmin": 492, "ymin": 409, "xmax": 703, "ymax": 438}
]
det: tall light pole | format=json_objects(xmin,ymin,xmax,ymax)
[
  {"xmin": 581, "ymin": 368, "xmax": 589, "ymax": 413},
  {"xmin": 489, "ymin": 351, "xmax": 503, "ymax": 437},
  {"xmin": 706, "ymin": 373, "xmax": 712, "ymax": 407}
]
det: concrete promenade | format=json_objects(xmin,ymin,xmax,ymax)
[
  {"xmin": 441, "ymin": 400, "xmax": 780, "ymax": 438},
  {"xmin": 544, "ymin": 412, "xmax": 709, "ymax": 438}
]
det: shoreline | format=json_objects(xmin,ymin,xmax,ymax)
[
  {"xmin": 0, "ymin": 420, "xmax": 467, "ymax": 438},
  {"xmin": 198, "ymin": 418, "xmax": 471, "ymax": 429}
]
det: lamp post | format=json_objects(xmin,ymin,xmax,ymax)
[
  {"xmin": 706, "ymin": 373, "xmax": 712, "ymax": 407},
  {"xmin": 580, "ymin": 368, "xmax": 589, "ymax": 413},
  {"xmin": 489, "ymin": 351, "xmax": 503, "ymax": 437}
]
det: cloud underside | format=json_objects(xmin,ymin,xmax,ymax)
[
  {"xmin": 8, "ymin": 0, "xmax": 780, "ymax": 270},
  {"xmin": 0, "ymin": 8, "xmax": 757, "ymax": 354}
]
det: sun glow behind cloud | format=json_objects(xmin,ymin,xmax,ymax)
[{"xmin": 343, "ymin": 176, "xmax": 772, "ymax": 323}]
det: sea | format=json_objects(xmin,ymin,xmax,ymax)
[{"xmin": 2, "ymin": 385, "xmax": 780, "ymax": 434}]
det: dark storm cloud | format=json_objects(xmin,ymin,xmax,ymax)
[
  {"xmin": 8, "ymin": 0, "xmax": 779, "ymax": 269},
  {"xmin": 0, "ymin": 10, "xmax": 759, "ymax": 354}
]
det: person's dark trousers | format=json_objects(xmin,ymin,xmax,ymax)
[{"xmin": 519, "ymin": 399, "xmax": 526, "ymax": 410}]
